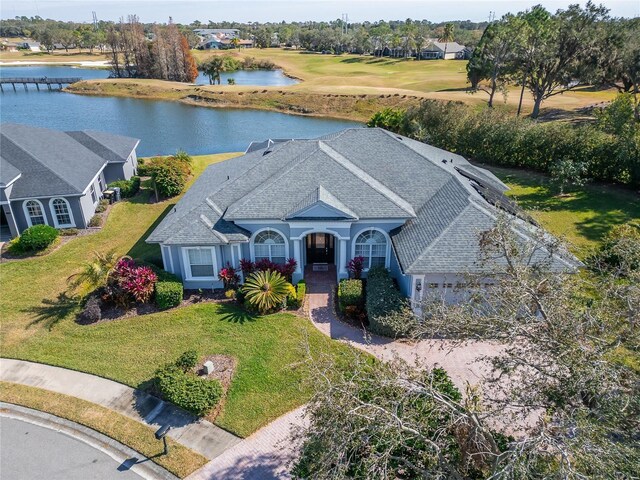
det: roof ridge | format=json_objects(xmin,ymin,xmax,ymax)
[
  {"xmin": 284, "ymin": 184, "xmax": 358, "ymax": 220},
  {"xmin": 0, "ymin": 133, "xmax": 86, "ymax": 194},
  {"xmin": 317, "ymin": 141, "xmax": 416, "ymax": 217}
]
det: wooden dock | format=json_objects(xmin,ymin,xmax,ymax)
[{"xmin": 0, "ymin": 77, "xmax": 82, "ymax": 92}]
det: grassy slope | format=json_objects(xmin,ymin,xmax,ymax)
[{"xmin": 0, "ymin": 152, "xmax": 353, "ymax": 437}]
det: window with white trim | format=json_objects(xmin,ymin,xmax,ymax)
[
  {"xmin": 24, "ymin": 200, "xmax": 46, "ymax": 226},
  {"xmin": 90, "ymin": 184, "xmax": 98, "ymax": 204},
  {"xmin": 51, "ymin": 198, "xmax": 73, "ymax": 227},
  {"xmin": 254, "ymin": 230, "xmax": 286, "ymax": 264},
  {"xmin": 184, "ymin": 247, "xmax": 216, "ymax": 279},
  {"xmin": 354, "ymin": 229, "xmax": 387, "ymax": 269}
]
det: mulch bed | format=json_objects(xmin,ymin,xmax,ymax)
[{"xmin": 195, "ymin": 354, "xmax": 237, "ymax": 423}]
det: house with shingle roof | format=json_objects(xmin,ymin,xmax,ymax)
[
  {"xmin": 147, "ymin": 128, "xmax": 579, "ymax": 304},
  {"xmin": 0, "ymin": 123, "xmax": 139, "ymax": 239}
]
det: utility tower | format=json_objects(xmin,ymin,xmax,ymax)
[
  {"xmin": 341, "ymin": 13, "xmax": 349, "ymax": 35},
  {"xmin": 92, "ymin": 11, "xmax": 98, "ymax": 31}
]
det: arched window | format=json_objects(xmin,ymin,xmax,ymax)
[
  {"xmin": 354, "ymin": 229, "xmax": 387, "ymax": 269},
  {"xmin": 50, "ymin": 198, "xmax": 74, "ymax": 228},
  {"xmin": 23, "ymin": 200, "xmax": 46, "ymax": 227},
  {"xmin": 254, "ymin": 230, "xmax": 286, "ymax": 264}
]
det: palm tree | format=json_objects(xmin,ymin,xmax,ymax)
[
  {"xmin": 231, "ymin": 37, "xmax": 240, "ymax": 49},
  {"xmin": 201, "ymin": 56, "xmax": 224, "ymax": 85},
  {"xmin": 243, "ymin": 270, "xmax": 290, "ymax": 314},
  {"xmin": 438, "ymin": 23, "xmax": 455, "ymax": 59},
  {"xmin": 67, "ymin": 250, "xmax": 119, "ymax": 294}
]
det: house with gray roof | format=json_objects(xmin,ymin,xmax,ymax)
[
  {"xmin": 0, "ymin": 123, "xmax": 139, "ymax": 239},
  {"xmin": 147, "ymin": 128, "xmax": 578, "ymax": 305}
]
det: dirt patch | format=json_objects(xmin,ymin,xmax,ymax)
[{"xmin": 196, "ymin": 354, "xmax": 237, "ymax": 423}]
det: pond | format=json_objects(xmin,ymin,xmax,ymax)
[
  {"xmin": 0, "ymin": 66, "xmax": 356, "ymax": 157},
  {"xmin": 0, "ymin": 65, "xmax": 298, "ymax": 86}
]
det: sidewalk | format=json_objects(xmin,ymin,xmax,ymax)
[{"xmin": 0, "ymin": 358, "xmax": 240, "ymax": 460}]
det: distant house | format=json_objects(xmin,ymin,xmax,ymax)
[
  {"xmin": 147, "ymin": 128, "xmax": 579, "ymax": 306},
  {"xmin": 420, "ymin": 40, "xmax": 468, "ymax": 60},
  {"xmin": 194, "ymin": 28, "xmax": 240, "ymax": 38},
  {"xmin": 0, "ymin": 124, "xmax": 139, "ymax": 239},
  {"xmin": 197, "ymin": 34, "xmax": 253, "ymax": 50},
  {"xmin": 1, "ymin": 41, "xmax": 19, "ymax": 52},
  {"xmin": 19, "ymin": 41, "xmax": 41, "ymax": 52}
]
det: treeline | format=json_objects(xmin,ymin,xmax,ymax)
[
  {"xmin": 368, "ymin": 95, "xmax": 640, "ymax": 188},
  {"xmin": 467, "ymin": 4, "xmax": 640, "ymax": 118},
  {"xmin": 106, "ymin": 16, "xmax": 198, "ymax": 82}
]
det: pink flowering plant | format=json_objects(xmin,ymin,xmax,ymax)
[
  {"xmin": 347, "ymin": 256, "xmax": 365, "ymax": 279},
  {"xmin": 238, "ymin": 258, "xmax": 297, "ymax": 281},
  {"xmin": 218, "ymin": 263, "xmax": 240, "ymax": 290},
  {"xmin": 104, "ymin": 257, "xmax": 158, "ymax": 306}
]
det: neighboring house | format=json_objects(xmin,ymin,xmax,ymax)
[
  {"xmin": 194, "ymin": 29, "xmax": 240, "ymax": 38},
  {"xmin": 1, "ymin": 41, "xmax": 19, "ymax": 52},
  {"xmin": 0, "ymin": 124, "xmax": 139, "ymax": 239},
  {"xmin": 19, "ymin": 41, "xmax": 41, "ymax": 52},
  {"xmin": 197, "ymin": 32, "xmax": 254, "ymax": 50},
  {"xmin": 420, "ymin": 40, "xmax": 468, "ymax": 60},
  {"xmin": 147, "ymin": 128, "xmax": 579, "ymax": 305}
]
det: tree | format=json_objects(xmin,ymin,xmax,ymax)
[
  {"xmin": 67, "ymin": 250, "xmax": 119, "ymax": 294},
  {"xmin": 437, "ymin": 22, "xmax": 455, "ymax": 59},
  {"xmin": 230, "ymin": 37, "xmax": 239, "ymax": 49},
  {"xmin": 200, "ymin": 56, "xmax": 224, "ymax": 85}
]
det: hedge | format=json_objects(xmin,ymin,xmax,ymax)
[
  {"xmin": 154, "ymin": 364, "xmax": 222, "ymax": 416},
  {"xmin": 365, "ymin": 267, "xmax": 417, "ymax": 338},
  {"xmin": 108, "ymin": 176, "xmax": 140, "ymax": 198},
  {"xmin": 296, "ymin": 280, "xmax": 306, "ymax": 306},
  {"xmin": 17, "ymin": 224, "xmax": 59, "ymax": 251},
  {"xmin": 338, "ymin": 279, "xmax": 363, "ymax": 312},
  {"xmin": 155, "ymin": 271, "xmax": 183, "ymax": 310}
]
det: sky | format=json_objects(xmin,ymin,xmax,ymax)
[{"xmin": 1, "ymin": 0, "xmax": 638, "ymax": 24}]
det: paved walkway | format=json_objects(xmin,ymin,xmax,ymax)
[{"xmin": 0, "ymin": 359, "xmax": 241, "ymax": 460}]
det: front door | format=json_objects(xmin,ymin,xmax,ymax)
[{"xmin": 306, "ymin": 233, "xmax": 335, "ymax": 264}]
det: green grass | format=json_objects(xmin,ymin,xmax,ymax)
[
  {"xmin": 486, "ymin": 165, "xmax": 640, "ymax": 258},
  {"xmin": 0, "ymin": 152, "xmax": 354, "ymax": 437}
]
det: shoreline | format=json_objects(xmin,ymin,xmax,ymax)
[
  {"xmin": 66, "ymin": 79, "xmax": 425, "ymax": 122},
  {"xmin": 0, "ymin": 60, "xmax": 111, "ymax": 68}
]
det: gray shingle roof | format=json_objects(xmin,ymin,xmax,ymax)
[
  {"xmin": 1, "ymin": 123, "xmax": 139, "ymax": 199},
  {"xmin": 147, "ymin": 127, "xmax": 580, "ymax": 273}
]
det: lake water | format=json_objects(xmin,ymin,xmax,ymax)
[{"xmin": 0, "ymin": 66, "xmax": 355, "ymax": 156}]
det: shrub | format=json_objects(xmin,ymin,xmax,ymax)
[
  {"xmin": 88, "ymin": 214, "xmax": 103, "ymax": 227},
  {"xmin": 240, "ymin": 258, "xmax": 297, "ymax": 280},
  {"xmin": 175, "ymin": 350, "xmax": 198, "ymax": 372},
  {"xmin": 225, "ymin": 289, "xmax": 236, "ymax": 299},
  {"xmin": 17, "ymin": 224, "xmax": 59, "ymax": 251},
  {"xmin": 218, "ymin": 263, "xmax": 240, "ymax": 290},
  {"xmin": 243, "ymin": 269, "xmax": 289, "ymax": 314},
  {"xmin": 590, "ymin": 223, "xmax": 640, "ymax": 274},
  {"xmin": 296, "ymin": 280, "xmax": 306, "ymax": 306},
  {"xmin": 155, "ymin": 278, "xmax": 183, "ymax": 310},
  {"xmin": 347, "ymin": 256, "xmax": 365, "ymax": 279},
  {"xmin": 365, "ymin": 268, "xmax": 417, "ymax": 338},
  {"xmin": 151, "ymin": 157, "xmax": 189, "ymax": 198},
  {"xmin": 338, "ymin": 279, "xmax": 363, "ymax": 312},
  {"xmin": 77, "ymin": 295, "xmax": 102, "ymax": 325},
  {"xmin": 59, "ymin": 228, "xmax": 79, "ymax": 236},
  {"xmin": 285, "ymin": 283, "xmax": 299, "ymax": 309},
  {"xmin": 95, "ymin": 199, "xmax": 109, "ymax": 213},
  {"xmin": 108, "ymin": 176, "xmax": 140, "ymax": 198},
  {"xmin": 154, "ymin": 364, "xmax": 222, "ymax": 416},
  {"xmin": 111, "ymin": 257, "xmax": 157, "ymax": 304}
]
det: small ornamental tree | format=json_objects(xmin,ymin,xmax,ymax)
[
  {"xmin": 243, "ymin": 270, "xmax": 290, "ymax": 314},
  {"xmin": 347, "ymin": 256, "xmax": 365, "ymax": 279},
  {"xmin": 218, "ymin": 263, "xmax": 240, "ymax": 290}
]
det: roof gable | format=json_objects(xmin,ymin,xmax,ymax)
[{"xmin": 285, "ymin": 186, "xmax": 358, "ymax": 220}]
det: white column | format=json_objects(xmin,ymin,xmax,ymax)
[
  {"xmin": 292, "ymin": 239, "xmax": 303, "ymax": 283},
  {"xmin": 339, "ymin": 239, "xmax": 348, "ymax": 278}
]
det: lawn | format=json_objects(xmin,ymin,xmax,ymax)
[
  {"xmin": 0, "ymin": 152, "xmax": 353, "ymax": 437},
  {"xmin": 486, "ymin": 165, "xmax": 640, "ymax": 257}
]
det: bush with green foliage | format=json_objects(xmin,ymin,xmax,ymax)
[
  {"xmin": 175, "ymin": 350, "xmax": 199, "ymax": 372},
  {"xmin": 371, "ymin": 97, "xmax": 640, "ymax": 188},
  {"xmin": 154, "ymin": 364, "xmax": 223, "ymax": 416},
  {"xmin": 155, "ymin": 273, "xmax": 183, "ymax": 310},
  {"xmin": 243, "ymin": 269, "xmax": 289, "ymax": 314},
  {"xmin": 590, "ymin": 223, "xmax": 640, "ymax": 274},
  {"xmin": 338, "ymin": 279, "xmax": 363, "ymax": 312},
  {"xmin": 16, "ymin": 224, "xmax": 59, "ymax": 252},
  {"xmin": 108, "ymin": 176, "xmax": 140, "ymax": 198},
  {"xmin": 88, "ymin": 214, "xmax": 103, "ymax": 227},
  {"xmin": 285, "ymin": 282, "xmax": 299, "ymax": 309},
  {"xmin": 59, "ymin": 228, "xmax": 79, "ymax": 236},
  {"xmin": 94, "ymin": 199, "xmax": 109, "ymax": 213},
  {"xmin": 296, "ymin": 280, "xmax": 306, "ymax": 307},
  {"xmin": 365, "ymin": 267, "xmax": 417, "ymax": 338},
  {"xmin": 151, "ymin": 156, "xmax": 190, "ymax": 198}
]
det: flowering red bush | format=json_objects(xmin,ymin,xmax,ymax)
[
  {"xmin": 240, "ymin": 259, "xmax": 255, "ymax": 276},
  {"xmin": 240, "ymin": 258, "xmax": 297, "ymax": 281},
  {"xmin": 108, "ymin": 257, "xmax": 158, "ymax": 304},
  {"xmin": 347, "ymin": 256, "xmax": 365, "ymax": 279},
  {"xmin": 218, "ymin": 263, "xmax": 240, "ymax": 290}
]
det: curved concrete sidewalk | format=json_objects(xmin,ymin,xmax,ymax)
[{"xmin": 0, "ymin": 358, "xmax": 240, "ymax": 460}]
